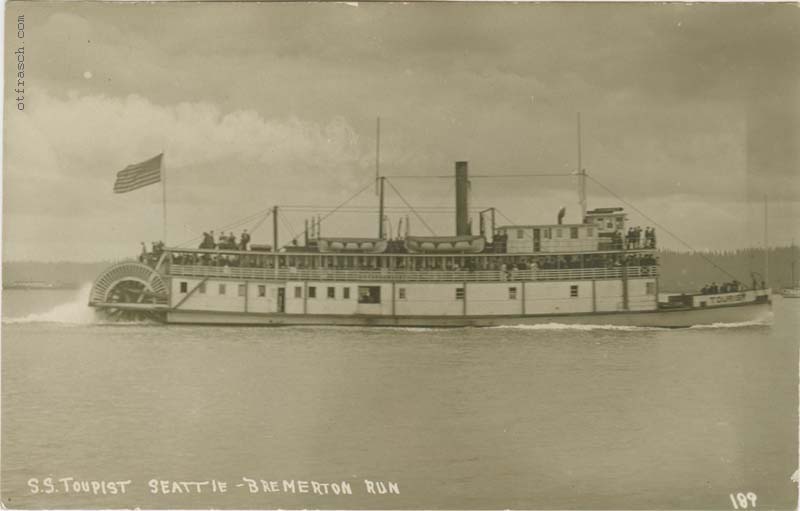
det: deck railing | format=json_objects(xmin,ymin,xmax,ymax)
[{"xmin": 168, "ymin": 264, "xmax": 658, "ymax": 283}]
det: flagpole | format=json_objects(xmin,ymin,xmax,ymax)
[{"xmin": 162, "ymin": 151, "xmax": 167, "ymax": 246}]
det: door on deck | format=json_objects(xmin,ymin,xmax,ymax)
[
  {"xmin": 277, "ymin": 288, "xmax": 285, "ymax": 313},
  {"xmin": 533, "ymin": 229, "xmax": 541, "ymax": 252}
]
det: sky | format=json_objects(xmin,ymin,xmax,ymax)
[{"xmin": 3, "ymin": 1, "xmax": 799, "ymax": 261}]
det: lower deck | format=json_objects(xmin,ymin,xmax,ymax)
[
  {"xmin": 166, "ymin": 300, "xmax": 772, "ymax": 328},
  {"xmin": 168, "ymin": 275, "xmax": 660, "ymax": 318}
]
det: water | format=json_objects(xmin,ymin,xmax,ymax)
[{"xmin": 2, "ymin": 287, "xmax": 798, "ymax": 510}]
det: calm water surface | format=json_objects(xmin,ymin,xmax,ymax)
[{"xmin": 1, "ymin": 288, "xmax": 798, "ymax": 509}]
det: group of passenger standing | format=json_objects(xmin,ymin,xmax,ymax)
[
  {"xmin": 198, "ymin": 230, "xmax": 251, "ymax": 251},
  {"xmin": 625, "ymin": 226, "xmax": 656, "ymax": 249}
]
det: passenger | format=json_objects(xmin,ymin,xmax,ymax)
[
  {"xmin": 239, "ymin": 229, "xmax": 251, "ymax": 251},
  {"xmin": 139, "ymin": 242, "xmax": 147, "ymax": 263}
]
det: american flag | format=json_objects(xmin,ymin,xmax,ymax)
[{"xmin": 113, "ymin": 153, "xmax": 163, "ymax": 193}]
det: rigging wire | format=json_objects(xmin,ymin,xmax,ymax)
[
  {"xmin": 249, "ymin": 210, "xmax": 272, "ymax": 237},
  {"xmin": 173, "ymin": 206, "xmax": 274, "ymax": 248},
  {"xmin": 585, "ymin": 173, "xmax": 741, "ymax": 281},
  {"xmin": 283, "ymin": 179, "xmax": 377, "ymax": 248},
  {"xmin": 385, "ymin": 179, "xmax": 438, "ymax": 236}
]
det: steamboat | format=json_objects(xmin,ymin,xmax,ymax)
[{"xmin": 89, "ymin": 161, "xmax": 771, "ymax": 327}]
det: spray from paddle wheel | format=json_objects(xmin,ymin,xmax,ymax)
[{"xmin": 89, "ymin": 261, "xmax": 169, "ymax": 322}]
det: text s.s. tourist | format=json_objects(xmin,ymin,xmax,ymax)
[{"xmin": 89, "ymin": 154, "xmax": 772, "ymax": 328}]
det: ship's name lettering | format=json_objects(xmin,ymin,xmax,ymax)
[
  {"xmin": 707, "ymin": 293, "xmax": 746, "ymax": 305},
  {"xmin": 28, "ymin": 477, "xmax": 132, "ymax": 495}
]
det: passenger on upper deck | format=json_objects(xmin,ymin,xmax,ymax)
[{"xmin": 239, "ymin": 229, "xmax": 251, "ymax": 251}]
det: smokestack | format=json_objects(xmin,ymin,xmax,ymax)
[
  {"xmin": 455, "ymin": 161, "xmax": 471, "ymax": 236},
  {"xmin": 557, "ymin": 206, "xmax": 566, "ymax": 225}
]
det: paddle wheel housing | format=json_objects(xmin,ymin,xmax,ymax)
[{"xmin": 89, "ymin": 261, "xmax": 169, "ymax": 321}]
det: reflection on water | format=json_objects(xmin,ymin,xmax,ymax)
[{"xmin": 1, "ymin": 290, "xmax": 798, "ymax": 510}]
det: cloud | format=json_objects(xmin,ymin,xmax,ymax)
[{"xmin": 4, "ymin": 89, "xmax": 371, "ymax": 260}]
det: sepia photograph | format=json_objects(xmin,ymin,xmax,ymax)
[{"xmin": 2, "ymin": 1, "xmax": 799, "ymax": 509}]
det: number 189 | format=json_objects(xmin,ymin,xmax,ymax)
[{"xmin": 729, "ymin": 492, "xmax": 757, "ymax": 509}]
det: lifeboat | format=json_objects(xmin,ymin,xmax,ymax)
[
  {"xmin": 404, "ymin": 235, "xmax": 485, "ymax": 254},
  {"xmin": 317, "ymin": 237, "xmax": 388, "ymax": 254}
]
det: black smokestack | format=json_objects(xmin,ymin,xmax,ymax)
[{"xmin": 455, "ymin": 161, "xmax": 471, "ymax": 236}]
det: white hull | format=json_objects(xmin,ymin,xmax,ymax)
[{"xmin": 166, "ymin": 301, "xmax": 772, "ymax": 328}]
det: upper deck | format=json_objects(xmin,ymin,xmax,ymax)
[{"xmin": 149, "ymin": 245, "xmax": 658, "ymax": 283}]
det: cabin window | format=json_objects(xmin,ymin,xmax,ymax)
[
  {"xmin": 308, "ymin": 286, "xmax": 317, "ymax": 299},
  {"xmin": 646, "ymin": 282, "xmax": 656, "ymax": 295},
  {"xmin": 327, "ymin": 286, "xmax": 335, "ymax": 299},
  {"xmin": 509, "ymin": 287, "xmax": 517, "ymax": 300},
  {"xmin": 358, "ymin": 286, "xmax": 381, "ymax": 304},
  {"xmin": 455, "ymin": 287, "xmax": 465, "ymax": 300},
  {"xmin": 179, "ymin": 281, "xmax": 188, "ymax": 293},
  {"xmin": 587, "ymin": 227, "xmax": 594, "ymax": 237},
  {"xmin": 516, "ymin": 229, "xmax": 525, "ymax": 239},
  {"xmin": 570, "ymin": 227, "xmax": 578, "ymax": 239},
  {"xmin": 238, "ymin": 284, "xmax": 246, "ymax": 297},
  {"xmin": 258, "ymin": 285, "xmax": 266, "ymax": 297},
  {"xmin": 294, "ymin": 286, "xmax": 302, "ymax": 298},
  {"xmin": 198, "ymin": 282, "xmax": 206, "ymax": 294},
  {"xmin": 398, "ymin": 288, "xmax": 407, "ymax": 300},
  {"xmin": 570, "ymin": 285, "xmax": 579, "ymax": 297},
  {"xmin": 544, "ymin": 228, "xmax": 551, "ymax": 240},
  {"xmin": 343, "ymin": 287, "xmax": 351, "ymax": 299},
  {"xmin": 556, "ymin": 229, "xmax": 563, "ymax": 238},
  {"xmin": 219, "ymin": 283, "xmax": 226, "ymax": 295}
]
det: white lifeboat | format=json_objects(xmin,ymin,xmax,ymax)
[
  {"xmin": 318, "ymin": 237, "xmax": 388, "ymax": 254},
  {"xmin": 404, "ymin": 235, "xmax": 485, "ymax": 254}
]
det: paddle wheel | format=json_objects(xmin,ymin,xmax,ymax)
[{"xmin": 89, "ymin": 261, "xmax": 169, "ymax": 322}]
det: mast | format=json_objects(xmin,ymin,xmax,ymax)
[
  {"xmin": 378, "ymin": 176, "xmax": 386, "ymax": 239},
  {"xmin": 375, "ymin": 116, "xmax": 381, "ymax": 195},
  {"xmin": 577, "ymin": 113, "xmax": 587, "ymax": 221},
  {"xmin": 764, "ymin": 195, "xmax": 769, "ymax": 288},
  {"xmin": 272, "ymin": 205, "xmax": 279, "ymax": 251},
  {"xmin": 162, "ymin": 151, "xmax": 168, "ymax": 244}
]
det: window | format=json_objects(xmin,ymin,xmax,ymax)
[
  {"xmin": 455, "ymin": 287, "xmax": 465, "ymax": 300},
  {"xmin": 570, "ymin": 227, "xmax": 578, "ymax": 239},
  {"xmin": 570, "ymin": 285, "xmax": 579, "ymax": 297},
  {"xmin": 343, "ymin": 287, "xmax": 351, "ymax": 299},
  {"xmin": 179, "ymin": 281, "xmax": 188, "ymax": 293},
  {"xmin": 646, "ymin": 282, "xmax": 656, "ymax": 295},
  {"xmin": 516, "ymin": 229, "xmax": 525, "ymax": 239},
  {"xmin": 308, "ymin": 286, "xmax": 317, "ymax": 298},
  {"xmin": 509, "ymin": 287, "xmax": 517, "ymax": 300},
  {"xmin": 556, "ymin": 229, "xmax": 563, "ymax": 238},
  {"xmin": 238, "ymin": 284, "xmax": 246, "ymax": 297},
  {"xmin": 606, "ymin": 222, "xmax": 613, "ymax": 229},
  {"xmin": 587, "ymin": 227, "xmax": 594, "ymax": 237},
  {"xmin": 198, "ymin": 282, "xmax": 206, "ymax": 294},
  {"xmin": 294, "ymin": 286, "xmax": 302, "ymax": 298},
  {"xmin": 357, "ymin": 286, "xmax": 381, "ymax": 304},
  {"xmin": 258, "ymin": 285, "xmax": 266, "ymax": 297},
  {"xmin": 219, "ymin": 283, "xmax": 226, "ymax": 295},
  {"xmin": 544, "ymin": 228, "xmax": 551, "ymax": 239},
  {"xmin": 398, "ymin": 287, "xmax": 407, "ymax": 300},
  {"xmin": 327, "ymin": 286, "xmax": 335, "ymax": 299}
]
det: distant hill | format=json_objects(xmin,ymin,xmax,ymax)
[
  {"xmin": 3, "ymin": 261, "xmax": 118, "ymax": 288},
  {"xmin": 658, "ymin": 246, "xmax": 798, "ymax": 293},
  {"xmin": 3, "ymin": 246, "xmax": 797, "ymax": 293}
]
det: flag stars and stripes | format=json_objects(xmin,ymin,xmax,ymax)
[{"xmin": 113, "ymin": 153, "xmax": 163, "ymax": 193}]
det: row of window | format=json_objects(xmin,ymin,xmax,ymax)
[
  {"xmin": 515, "ymin": 227, "xmax": 594, "ymax": 240},
  {"xmin": 178, "ymin": 282, "xmax": 656, "ymax": 300},
  {"xmin": 178, "ymin": 281, "xmax": 271, "ymax": 297}
]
